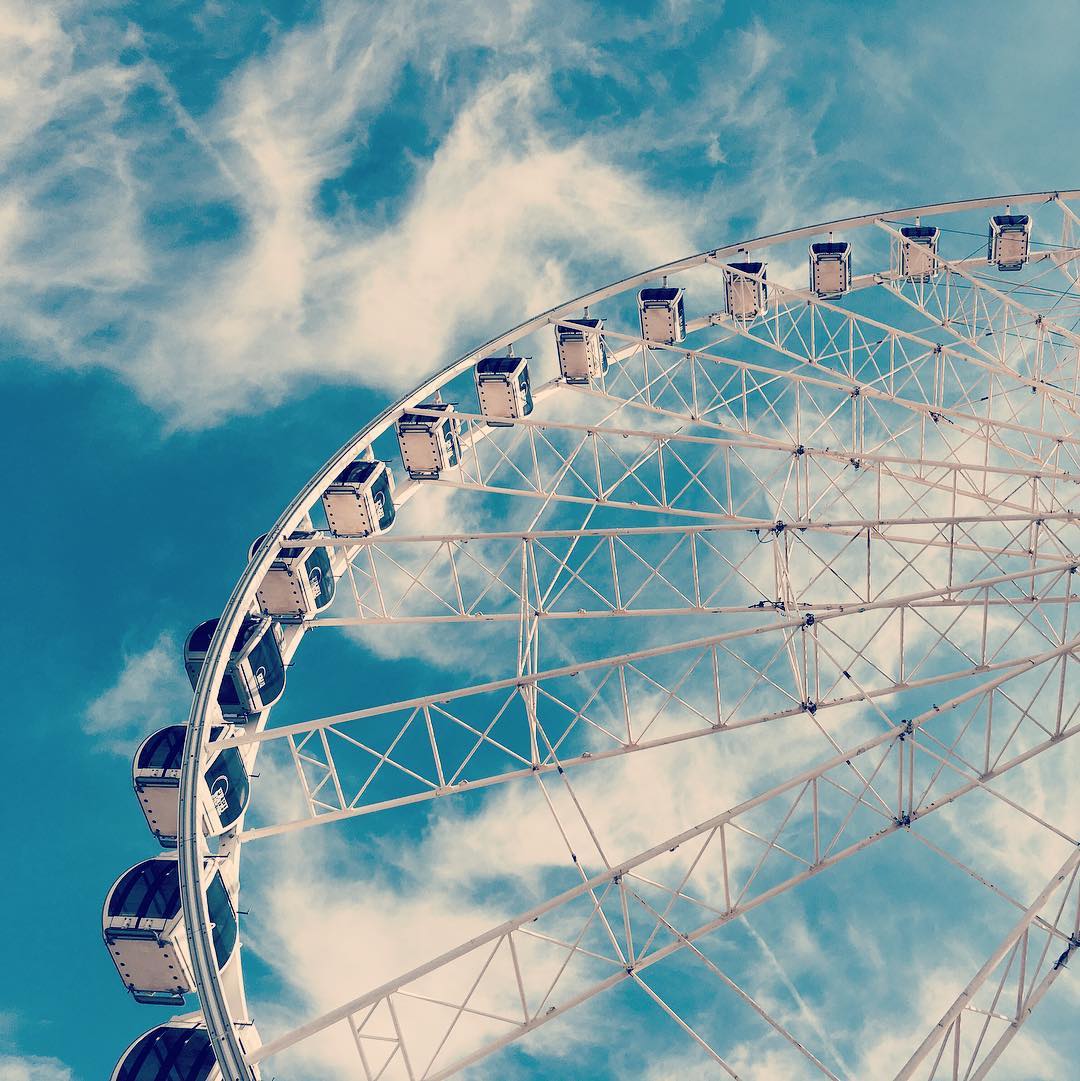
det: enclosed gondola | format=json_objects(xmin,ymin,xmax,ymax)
[
  {"xmin": 184, "ymin": 615, "xmax": 285, "ymax": 718},
  {"xmin": 397, "ymin": 403, "xmax": 461, "ymax": 479},
  {"xmin": 103, "ymin": 855, "xmax": 238, "ymax": 1005},
  {"xmin": 638, "ymin": 286, "xmax": 686, "ymax": 344},
  {"xmin": 249, "ymin": 530, "xmax": 335, "ymax": 618},
  {"xmin": 724, "ymin": 261, "xmax": 767, "ymax": 320},
  {"xmin": 321, "ymin": 458, "xmax": 396, "ymax": 536},
  {"xmin": 133, "ymin": 725, "xmax": 251, "ymax": 847},
  {"xmin": 898, "ymin": 225, "xmax": 940, "ymax": 281},
  {"xmin": 988, "ymin": 213, "xmax": 1031, "ymax": 270},
  {"xmin": 555, "ymin": 317, "xmax": 608, "ymax": 384},
  {"xmin": 111, "ymin": 1018, "xmax": 262, "ymax": 1081},
  {"xmin": 474, "ymin": 355, "xmax": 533, "ymax": 420},
  {"xmin": 809, "ymin": 241, "xmax": 852, "ymax": 298}
]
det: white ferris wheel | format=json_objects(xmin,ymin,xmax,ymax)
[{"xmin": 105, "ymin": 191, "xmax": 1080, "ymax": 1081}]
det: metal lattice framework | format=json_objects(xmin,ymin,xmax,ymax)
[{"xmin": 176, "ymin": 192, "xmax": 1080, "ymax": 1081}]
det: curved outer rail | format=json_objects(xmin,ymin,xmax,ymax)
[{"xmin": 177, "ymin": 189, "xmax": 1080, "ymax": 1078}]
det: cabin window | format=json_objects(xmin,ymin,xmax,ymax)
[
  {"xmin": 109, "ymin": 861, "xmax": 181, "ymax": 921},
  {"xmin": 443, "ymin": 422, "xmax": 460, "ymax": 467},
  {"xmin": 206, "ymin": 872, "xmax": 237, "ymax": 966},
  {"xmin": 246, "ymin": 633, "xmax": 284, "ymax": 704},
  {"xmin": 137, "ymin": 727, "xmax": 186, "ymax": 770},
  {"xmin": 307, "ymin": 546, "xmax": 335, "ymax": 606},
  {"xmin": 215, "ymin": 673, "xmax": 242, "ymax": 709},
  {"xmin": 373, "ymin": 472, "xmax": 395, "ymax": 527},
  {"xmin": 116, "ymin": 1026, "xmax": 217, "ymax": 1081},
  {"xmin": 204, "ymin": 747, "xmax": 250, "ymax": 828}
]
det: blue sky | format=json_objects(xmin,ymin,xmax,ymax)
[{"xmin": 3, "ymin": 1, "xmax": 1080, "ymax": 1079}]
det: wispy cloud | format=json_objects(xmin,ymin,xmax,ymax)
[
  {"xmin": 0, "ymin": 0, "xmax": 692, "ymax": 426},
  {"xmin": 140, "ymin": 64, "xmax": 691, "ymax": 423},
  {"xmin": 740, "ymin": 915, "xmax": 853, "ymax": 1078},
  {"xmin": 83, "ymin": 630, "xmax": 191, "ymax": 753},
  {"xmin": 0, "ymin": 1056, "xmax": 74, "ymax": 1081},
  {"xmin": 242, "ymin": 705, "xmax": 867, "ymax": 1076},
  {"xmin": 5, "ymin": 0, "xmax": 1079, "ymax": 432}
]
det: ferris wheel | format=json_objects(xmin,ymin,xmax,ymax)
[{"xmin": 105, "ymin": 191, "xmax": 1080, "ymax": 1081}]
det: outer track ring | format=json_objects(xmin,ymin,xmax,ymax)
[{"xmin": 178, "ymin": 189, "xmax": 1078, "ymax": 1078}]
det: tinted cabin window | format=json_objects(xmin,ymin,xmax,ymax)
[
  {"xmin": 372, "ymin": 471, "xmax": 395, "ymax": 527},
  {"xmin": 190, "ymin": 616, "xmax": 257, "ymax": 655},
  {"xmin": 246, "ymin": 631, "xmax": 284, "ymax": 703},
  {"xmin": 306, "ymin": 546, "xmax": 335, "ymax": 607},
  {"xmin": 215, "ymin": 672, "xmax": 242, "ymax": 709},
  {"xmin": 277, "ymin": 535, "xmax": 306, "ymax": 560},
  {"xmin": 116, "ymin": 1026, "xmax": 217, "ymax": 1081},
  {"xmin": 138, "ymin": 727, "xmax": 186, "ymax": 770},
  {"xmin": 188, "ymin": 616, "xmax": 263, "ymax": 705},
  {"xmin": 443, "ymin": 420, "xmax": 460, "ymax": 466},
  {"xmin": 186, "ymin": 620, "xmax": 218, "ymax": 654},
  {"xmin": 109, "ymin": 861, "xmax": 181, "ymax": 921},
  {"xmin": 233, "ymin": 617, "xmax": 261, "ymax": 651},
  {"xmin": 340, "ymin": 460, "xmax": 378, "ymax": 484},
  {"xmin": 206, "ymin": 872, "xmax": 237, "ymax": 966},
  {"xmin": 203, "ymin": 747, "xmax": 250, "ymax": 828}
]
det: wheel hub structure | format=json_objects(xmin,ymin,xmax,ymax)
[{"xmin": 113, "ymin": 192, "xmax": 1080, "ymax": 1080}]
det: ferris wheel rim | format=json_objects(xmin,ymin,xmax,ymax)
[{"xmin": 177, "ymin": 188, "xmax": 1080, "ymax": 1079}]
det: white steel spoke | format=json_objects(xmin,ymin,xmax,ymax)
[
  {"xmin": 394, "ymin": 403, "xmax": 1080, "ymax": 533},
  {"xmin": 674, "ymin": 277, "xmax": 1080, "ymax": 460},
  {"xmin": 875, "ymin": 218, "xmax": 1080, "ymax": 370},
  {"xmin": 230, "ymin": 562, "xmax": 1079, "ymax": 840},
  {"xmin": 247, "ymin": 648, "xmax": 1078, "ymax": 1076},
  {"xmin": 631, "ymin": 975, "xmax": 740, "ymax": 1078},
  {"xmin": 624, "ymin": 884, "xmax": 845, "ymax": 1080},
  {"xmin": 172, "ymin": 193, "xmax": 1080, "ymax": 1081},
  {"xmin": 302, "ymin": 513, "xmax": 1076, "ymax": 626},
  {"xmin": 894, "ymin": 850, "xmax": 1080, "ymax": 1081}
]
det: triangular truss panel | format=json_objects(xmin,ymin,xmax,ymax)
[{"xmin": 180, "ymin": 193, "xmax": 1080, "ymax": 1081}]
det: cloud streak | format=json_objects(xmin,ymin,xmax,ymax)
[
  {"xmin": 83, "ymin": 630, "xmax": 191, "ymax": 753},
  {"xmin": 0, "ymin": 1056, "xmax": 74, "ymax": 1081},
  {"xmin": 0, "ymin": 0, "xmax": 693, "ymax": 426}
]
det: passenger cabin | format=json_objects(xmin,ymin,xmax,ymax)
[
  {"xmin": 103, "ymin": 855, "xmax": 237, "ymax": 1005},
  {"xmin": 112, "ymin": 1022, "xmax": 217, "ymax": 1081},
  {"xmin": 988, "ymin": 214, "xmax": 1031, "ymax": 271},
  {"xmin": 397, "ymin": 403, "xmax": 461, "ymax": 479},
  {"xmin": 638, "ymin": 287, "xmax": 686, "ymax": 344},
  {"xmin": 809, "ymin": 242, "xmax": 852, "ymax": 298},
  {"xmin": 111, "ymin": 1019, "xmax": 261, "ymax": 1081},
  {"xmin": 475, "ymin": 356, "xmax": 533, "ymax": 421},
  {"xmin": 555, "ymin": 318, "xmax": 608, "ymax": 384},
  {"xmin": 321, "ymin": 459, "xmax": 396, "ymax": 537},
  {"xmin": 133, "ymin": 725, "xmax": 251, "ymax": 847},
  {"xmin": 184, "ymin": 616, "xmax": 285, "ymax": 718},
  {"xmin": 898, "ymin": 225, "xmax": 940, "ymax": 281},
  {"xmin": 249, "ymin": 531, "xmax": 335, "ymax": 618},
  {"xmin": 724, "ymin": 262, "xmax": 767, "ymax": 320}
]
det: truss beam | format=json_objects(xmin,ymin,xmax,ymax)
[
  {"xmin": 895, "ymin": 849, "xmax": 1080, "ymax": 1081},
  {"xmin": 248, "ymin": 646, "xmax": 1079, "ymax": 1074}
]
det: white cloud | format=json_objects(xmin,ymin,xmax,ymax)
[
  {"xmin": 0, "ymin": 3, "xmax": 155, "ymax": 419},
  {"xmin": 83, "ymin": 630, "xmax": 191, "ymax": 753},
  {"xmin": 4, "ymin": 0, "xmax": 1077, "ymax": 436},
  {"xmin": 242, "ymin": 702, "xmax": 869, "ymax": 1076},
  {"xmin": 8, "ymin": 3, "xmax": 1073, "ymax": 1076},
  {"xmin": 140, "ymin": 62, "xmax": 691, "ymax": 424},
  {"xmin": 0, "ymin": 0, "xmax": 694, "ymax": 426},
  {"xmin": 0, "ymin": 1057, "xmax": 74, "ymax": 1081}
]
